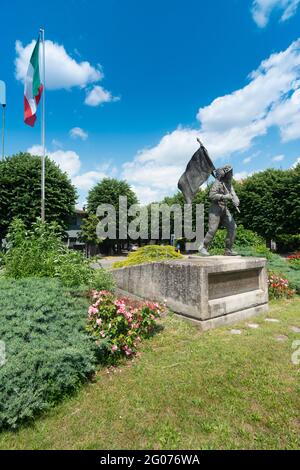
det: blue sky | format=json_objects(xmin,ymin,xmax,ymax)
[{"xmin": 1, "ymin": 0, "xmax": 300, "ymax": 206}]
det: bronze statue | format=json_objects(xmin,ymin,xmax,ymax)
[{"xmin": 178, "ymin": 139, "xmax": 240, "ymax": 256}]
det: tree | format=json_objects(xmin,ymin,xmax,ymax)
[
  {"xmin": 87, "ymin": 178, "xmax": 138, "ymax": 213},
  {"xmin": 0, "ymin": 152, "xmax": 77, "ymax": 238},
  {"xmin": 87, "ymin": 178, "xmax": 138, "ymax": 253},
  {"xmin": 80, "ymin": 214, "xmax": 103, "ymax": 257},
  {"xmin": 235, "ymin": 165, "xmax": 300, "ymax": 241}
]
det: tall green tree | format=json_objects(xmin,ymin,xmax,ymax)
[
  {"xmin": 0, "ymin": 153, "xmax": 77, "ymax": 238},
  {"xmin": 87, "ymin": 178, "xmax": 138, "ymax": 213},
  {"xmin": 235, "ymin": 165, "xmax": 300, "ymax": 240},
  {"xmin": 87, "ymin": 178, "xmax": 138, "ymax": 253}
]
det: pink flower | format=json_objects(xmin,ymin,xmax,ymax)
[
  {"xmin": 100, "ymin": 331, "xmax": 106, "ymax": 338},
  {"xmin": 123, "ymin": 345, "xmax": 133, "ymax": 356},
  {"xmin": 88, "ymin": 306, "xmax": 98, "ymax": 315},
  {"xmin": 115, "ymin": 300, "xmax": 126, "ymax": 314},
  {"xmin": 96, "ymin": 318, "xmax": 102, "ymax": 326},
  {"xmin": 124, "ymin": 311, "xmax": 132, "ymax": 321},
  {"xmin": 92, "ymin": 290, "xmax": 98, "ymax": 299},
  {"xmin": 111, "ymin": 345, "xmax": 118, "ymax": 352}
]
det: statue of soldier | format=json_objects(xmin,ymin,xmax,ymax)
[
  {"xmin": 198, "ymin": 165, "xmax": 239, "ymax": 256},
  {"xmin": 178, "ymin": 140, "xmax": 240, "ymax": 256}
]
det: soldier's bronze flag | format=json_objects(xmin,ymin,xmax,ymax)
[{"xmin": 178, "ymin": 140, "xmax": 215, "ymax": 204}]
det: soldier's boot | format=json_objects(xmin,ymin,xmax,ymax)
[
  {"xmin": 198, "ymin": 243, "xmax": 210, "ymax": 256},
  {"xmin": 224, "ymin": 248, "xmax": 239, "ymax": 256}
]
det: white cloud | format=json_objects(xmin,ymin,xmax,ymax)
[
  {"xmin": 131, "ymin": 185, "xmax": 163, "ymax": 205},
  {"xmin": 121, "ymin": 38, "xmax": 300, "ymax": 203},
  {"xmin": 27, "ymin": 144, "xmax": 110, "ymax": 205},
  {"xmin": 72, "ymin": 171, "xmax": 107, "ymax": 190},
  {"xmin": 243, "ymin": 157, "xmax": 252, "ymax": 164},
  {"xmin": 27, "ymin": 145, "xmax": 81, "ymax": 176},
  {"xmin": 291, "ymin": 157, "xmax": 300, "ymax": 167},
  {"xmin": 234, "ymin": 171, "xmax": 252, "ymax": 180},
  {"xmin": 15, "ymin": 40, "xmax": 102, "ymax": 90},
  {"xmin": 251, "ymin": 0, "xmax": 300, "ymax": 28},
  {"xmin": 266, "ymin": 88, "xmax": 300, "ymax": 142},
  {"xmin": 15, "ymin": 39, "xmax": 118, "ymax": 107},
  {"xmin": 272, "ymin": 154, "xmax": 285, "ymax": 161},
  {"xmin": 69, "ymin": 127, "xmax": 88, "ymax": 141},
  {"xmin": 84, "ymin": 85, "xmax": 119, "ymax": 107}
]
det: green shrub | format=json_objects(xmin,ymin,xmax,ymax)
[
  {"xmin": 209, "ymin": 225, "xmax": 264, "ymax": 252},
  {"xmin": 91, "ymin": 268, "xmax": 116, "ymax": 292},
  {"xmin": 54, "ymin": 250, "xmax": 94, "ymax": 288},
  {"xmin": 86, "ymin": 291, "xmax": 162, "ymax": 363},
  {"xmin": 3, "ymin": 218, "xmax": 114, "ymax": 290},
  {"xmin": 113, "ymin": 245, "xmax": 183, "ymax": 268},
  {"xmin": 4, "ymin": 218, "xmax": 61, "ymax": 278},
  {"xmin": 0, "ymin": 278, "xmax": 95, "ymax": 430}
]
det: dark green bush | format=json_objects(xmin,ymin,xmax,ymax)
[
  {"xmin": 0, "ymin": 278, "xmax": 96, "ymax": 430},
  {"xmin": 275, "ymin": 234, "xmax": 300, "ymax": 253},
  {"xmin": 0, "ymin": 152, "xmax": 77, "ymax": 240}
]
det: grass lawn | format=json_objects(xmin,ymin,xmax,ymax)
[{"xmin": 0, "ymin": 298, "xmax": 299, "ymax": 450}]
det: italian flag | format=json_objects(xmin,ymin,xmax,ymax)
[{"xmin": 24, "ymin": 38, "xmax": 43, "ymax": 127}]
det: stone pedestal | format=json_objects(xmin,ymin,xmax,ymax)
[{"xmin": 112, "ymin": 256, "xmax": 269, "ymax": 330}]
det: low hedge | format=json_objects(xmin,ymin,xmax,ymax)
[
  {"xmin": 113, "ymin": 245, "xmax": 183, "ymax": 268},
  {"xmin": 0, "ymin": 278, "xmax": 96, "ymax": 430}
]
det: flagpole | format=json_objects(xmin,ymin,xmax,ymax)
[
  {"xmin": 40, "ymin": 28, "xmax": 46, "ymax": 222},
  {"xmin": 1, "ymin": 105, "xmax": 5, "ymax": 160}
]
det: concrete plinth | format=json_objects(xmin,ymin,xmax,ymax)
[{"xmin": 112, "ymin": 256, "xmax": 269, "ymax": 330}]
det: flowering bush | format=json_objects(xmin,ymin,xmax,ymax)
[
  {"xmin": 287, "ymin": 252, "xmax": 300, "ymax": 271},
  {"xmin": 268, "ymin": 273, "xmax": 295, "ymax": 299},
  {"xmin": 86, "ymin": 291, "xmax": 162, "ymax": 362}
]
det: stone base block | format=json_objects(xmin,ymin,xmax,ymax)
[
  {"xmin": 112, "ymin": 256, "xmax": 269, "ymax": 330},
  {"xmin": 175, "ymin": 303, "xmax": 269, "ymax": 330}
]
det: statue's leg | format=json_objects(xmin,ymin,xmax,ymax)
[
  {"xmin": 203, "ymin": 206, "xmax": 221, "ymax": 248},
  {"xmin": 223, "ymin": 209, "xmax": 237, "ymax": 255}
]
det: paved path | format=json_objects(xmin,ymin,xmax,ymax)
[{"xmin": 94, "ymin": 256, "xmax": 127, "ymax": 270}]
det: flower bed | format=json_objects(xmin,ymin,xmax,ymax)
[
  {"xmin": 287, "ymin": 252, "xmax": 300, "ymax": 270},
  {"xmin": 268, "ymin": 273, "xmax": 295, "ymax": 299},
  {"xmin": 86, "ymin": 291, "xmax": 163, "ymax": 362}
]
